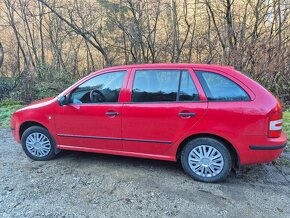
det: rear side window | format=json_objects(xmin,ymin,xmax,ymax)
[
  {"xmin": 132, "ymin": 70, "xmax": 199, "ymax": 102},
  {"xmin": 196, "ymin": 71, "xmax": 250, "ymax": 101},
  {"xmin": 178, "ymin": 71, "xmax": 200, "ymax": 101}
]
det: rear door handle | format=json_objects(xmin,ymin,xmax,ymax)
[
  {"xmin": 179, "ymin": 112, "xmax": 196, "ymax": 117},
  {"xmin": 106, "ymin": 111, "xmax": 119, "ymax": 117}
]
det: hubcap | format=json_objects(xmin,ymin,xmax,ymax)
[
  {"xmin": 188, "ymin": 145, "xmax": 224, "ymax": 178},
  {"xmin": 25, "ymin": 132, "xmax": 51, "ymax": 157}
]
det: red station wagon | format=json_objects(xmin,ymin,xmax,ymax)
[{"xmin": 10, "ymin": 64, "xmax": 287, "ymax": 182}]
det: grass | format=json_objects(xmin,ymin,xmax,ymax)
[
  {"xmin": 283, "ymin": 110, "xmax": 290, "ymax": 152},
  {"xmin": 0, "ymin": 100, "xmax": 23, "ymax": 128},
  {"xmin": 283, "ymin": 111, "xmax": 290, "ymax": 139}
]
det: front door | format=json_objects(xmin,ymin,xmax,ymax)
[
  {"xmin": 122, "ymin": 68, "xmax": 207, "ymax": 156},
  {"xmin": 54, "ymin": 71, "xmax": 126, "ymax": 151}
]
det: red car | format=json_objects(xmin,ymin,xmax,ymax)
[{"xmin": 10, "ymin": 64, "xmax": 287, "ymax": 182}]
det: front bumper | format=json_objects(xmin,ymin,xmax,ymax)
[{"xmin": 11, "ymin": 127, "xmax": 20, "ymax": 143}]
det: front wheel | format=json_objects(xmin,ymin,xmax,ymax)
[
  {"xmin": 21, "ymin": 126, "xmax": 58, "ymax": 161},
  {"xmin": 181, "ymin": 137, "xmax": 232, "ymax": 183}
]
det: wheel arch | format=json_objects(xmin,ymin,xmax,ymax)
[
  {"xmin": 19, "ymin": 121, "xmax": 48, "ymax": 140},
  {"xmin": 176, "ymin": 133, "xmax": 240, "ymax": 169}
]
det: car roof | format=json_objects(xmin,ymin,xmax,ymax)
[{"xmin": 94, "ymin": 63, "xmax": 235, "ymax": 73}]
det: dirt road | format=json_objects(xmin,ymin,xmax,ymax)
[{"xmin": 0, "ymin": 129, "xmax": 289, "ymax": 217}]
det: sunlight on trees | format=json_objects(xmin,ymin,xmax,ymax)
[{"xmin": 0, "ymin": 0, "xmax": 289, "ymax": 105}]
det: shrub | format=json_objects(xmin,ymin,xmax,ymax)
[
  {"xmin": 4, "ymin": 65, "xmax": 77, "ymax": 104},
  {"xmin": 0, "ymin": 77, "xmax": 15, "ymax": 100}
]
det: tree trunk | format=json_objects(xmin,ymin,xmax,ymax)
[{"xmin": 0, "ymin": 42, "xmax": 4, "ymax": 69}]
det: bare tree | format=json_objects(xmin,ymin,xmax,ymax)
[
  {"xmin": 0, "ymin": 42, "xmax": 3, "ymax": 69},
  {"xmin": 0, "ymin": 0, "xmax": 289, "ymax": 105},
  {"xmin": 37, "ymin": 0, "xmax": 112, "ymax": 66}
]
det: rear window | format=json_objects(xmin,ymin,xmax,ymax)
[{"xmin": 196, "ymin": 71, "xmax": 250, "ymax": 101}]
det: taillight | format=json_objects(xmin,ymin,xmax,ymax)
[{"xmin": 268, "ymin": 111, "xmax": 283, "ymax": 138}]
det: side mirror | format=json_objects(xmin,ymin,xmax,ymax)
[{"xmin": 58, "ymin": 96, "xmax": 68, "ymax": 106}]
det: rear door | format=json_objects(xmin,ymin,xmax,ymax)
[{"xmin": 122, "ymin": 67, "xmax": 208, "ymax": 156}]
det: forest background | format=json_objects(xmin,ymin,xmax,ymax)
[{"xmin": 0, "ymin": 0, "xmax": 289, "ymax": 132}]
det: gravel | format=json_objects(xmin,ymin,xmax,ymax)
[{"xmin": 0, "ymin": 128, "xmax": 289, "ymax": 217}]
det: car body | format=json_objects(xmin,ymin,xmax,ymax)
[{"xmin": 10, "ymin": 64, "xmax": 287, "ymax": 182}]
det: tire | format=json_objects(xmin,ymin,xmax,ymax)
[
  {"xmin": 21, "ymin": 126, "xmax": 57, "ymax": 161},
  {"xmin": 180, "ymin": 137, "xmax": 232, "ymax": 183}
]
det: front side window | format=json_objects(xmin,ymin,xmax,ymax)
[
  {"xmin": 70, "ymin": 71, "xmax": 126, "ymax": 104},
  {"xmin": 196, "ymin": 71, "xmax": 250, "ymax": 101},
  {"xmin": 132, "ymin": 70, "xmax": 199, "ymax": 102}
]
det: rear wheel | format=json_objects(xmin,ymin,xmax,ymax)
[
  {"xmin": 21, "ymin": 126, "xmax": 57, "ymax": 161},
  {"xmin": 181, "ymin": 137, "xmax": 232, "ymax": 182}
]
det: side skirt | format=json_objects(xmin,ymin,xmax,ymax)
[{"xmin": 57, "ymin": 144, "xmax": 176, "ymax": 162}]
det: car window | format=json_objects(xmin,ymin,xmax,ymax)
[
  {"xmin": 178, "ymin": 71, "xmax": 200, "ymax": 101},
  {"xmin": 69, "ymin": 71, "xmax": 126, "ymax": 104},
  {"xmin": 196, "ymin": 71, "xmax": 250, "ymax": 101},
  {"xmin": 132, "ymin": 70, "xmax": 199, "ymax": 102}
]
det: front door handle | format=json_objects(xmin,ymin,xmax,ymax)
[
  {"xmin": 179, "ymin": 112, "xmax": 196, "ymax": 117},
  {"xmin": 106, "ymin": 111, "xmax": 119, "ymax": 117}
]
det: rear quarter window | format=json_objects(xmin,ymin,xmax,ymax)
[{"xmin": 196, "ymin": 71, "xmax": 250, "ymax": 101}]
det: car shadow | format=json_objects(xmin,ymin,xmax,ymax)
[
  {"xmin": 48, "ymin": 151, "xmax": 289, "ymax": 185},
  {"xmin": 53, "ymin": 149, "xmax": 290, "ymax": 186},
  {"xmin": 57, "ymin": 149, "xmax": 181, "ymax": 173}
]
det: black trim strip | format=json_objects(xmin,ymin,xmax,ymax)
[
  {"xmin": 57, "ymin": 134, "xmax": 122, "ymax": 141},
  {"xmin": 176, "ymin": 70, "xmax": 183, "ymax": 101},
  {"xmin": 57, "ymin": 134, "xmax": 172, "ymax": 144},
  {"xmin": 249, "ymin": 144, "xmax": 286, "ymax": 150},
  {"xmin": 123, "ymin": 138, "xmax": 171, "ymax": 144}
]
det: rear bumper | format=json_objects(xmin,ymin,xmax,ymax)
[
  {"xmin": 238, "ymin": 132, "xmax": 287, "ymax": 165},
  {"xmin": 249, "ymin": 144, "xmax": 287, "ymax": 150}
]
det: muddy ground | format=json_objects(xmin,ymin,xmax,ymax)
[{"xmin": 0, "ymin": 128, "xmax": 289, "ymax": 217}]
